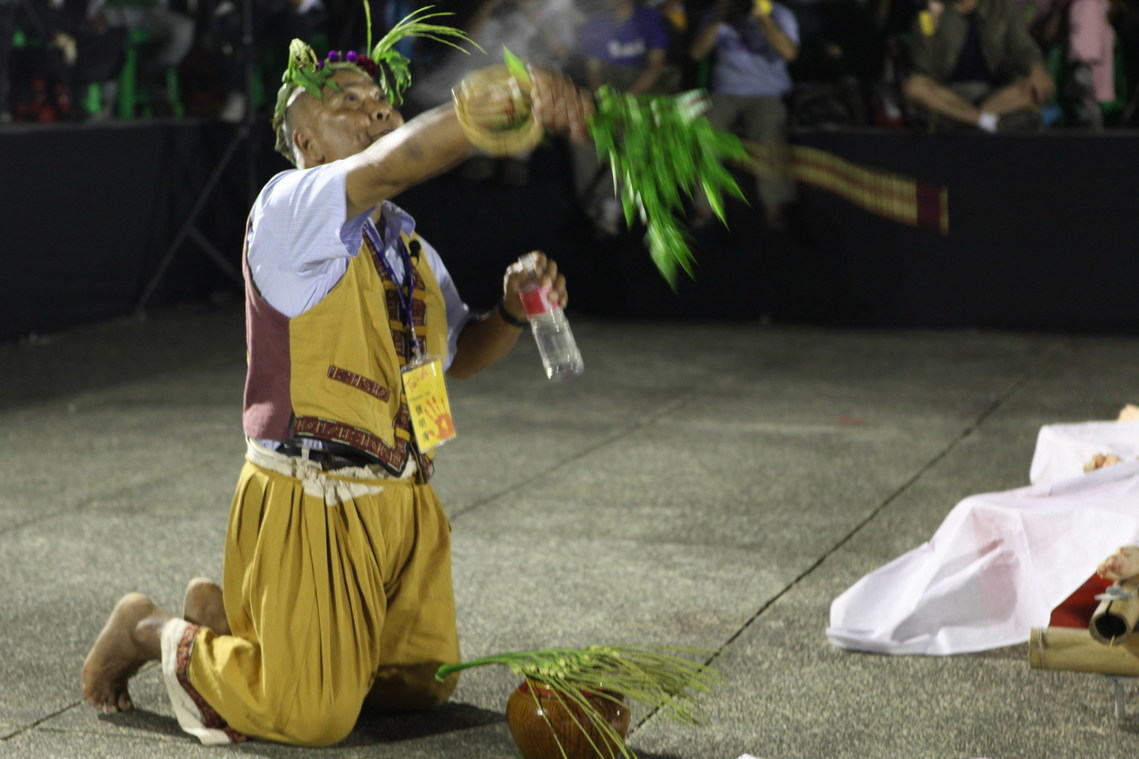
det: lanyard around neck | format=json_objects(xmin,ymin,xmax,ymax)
[{"xmin": 364, "ymin": 220, "xmax": 422, "ymax": 360}]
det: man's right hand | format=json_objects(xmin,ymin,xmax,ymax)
[{"xmin": 528, "ymin": 68, "xmax": 594, "ymax": 145}]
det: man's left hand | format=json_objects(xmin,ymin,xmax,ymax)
[{"xmin": 502, "ymin": 251, "xmax": 568, "ymax": 322}]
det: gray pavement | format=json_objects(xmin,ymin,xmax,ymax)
[{"xmin": 4, "ymin": 304, "xmax": 1139, "ymax": 758}]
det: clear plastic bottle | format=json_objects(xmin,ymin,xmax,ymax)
[{"xmin": 516, "ymin": 253, "xmax": 584, "ymax": 380}]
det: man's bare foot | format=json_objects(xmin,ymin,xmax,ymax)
[
  {"xmin": 1084, "ymin": 453, "xmax": 1124, "ymax": 472},
  {"xmin": 82, "ymin": 593, "xmax": 170, "ymax": 713},
  {"xmin": 182, "ymin": 577, "xmax": 230, "ymax": 636},
  {"xmin": 1119, "ymin": 404, "xmax": 1139, "ymax": 422},
  {"xmin": 1098, "ymin": 546, "xmax": 1139, "ymax": 582}
]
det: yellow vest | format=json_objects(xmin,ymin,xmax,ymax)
[{"xmin": 243, "ymin": 231, "xmax": 447, "ymax": 481}]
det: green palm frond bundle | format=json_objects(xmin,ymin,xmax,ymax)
[
  {"xmin": 436, "ymin": 644, "xmax": 720, "ymax": 759},
  {"xmin": 589, "ymin": 87, "xmax": 749, "ymax": 288}
]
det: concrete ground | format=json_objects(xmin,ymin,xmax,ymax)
[{"xmin": 4, "ymin": 303, "xmax": 1139, "ymax": 758}]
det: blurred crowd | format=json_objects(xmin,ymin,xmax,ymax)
[
  {"xmin": 2, "ymin": 0, "xmax": 1136, "ymax": 127},
  {"xmin": 0, "ymin": 0, "xmax": 328, "ymax": 122},
  {"xmin": 2, "ymin": 0, "xmax": 1135, "ymax": 230},
  {"xmin": 2, "ymin": 0, "xmax": 1129, "ymax": 127}
]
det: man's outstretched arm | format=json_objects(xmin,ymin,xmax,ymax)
[{"xmin": 345, "ymin": 70, "xmax": 593, "ymax": 218}]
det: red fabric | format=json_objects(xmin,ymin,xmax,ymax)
[
  {"xmin": 242, "ymin": 228, "xmax": 294, "ymax": 442},
  {"xmin": 1049, "ymin": 574, "xmax": 1112, "ymax": 628},
  {"xmin": 915, "ymin": 183, "xmax": 946, "ymax": 233}
]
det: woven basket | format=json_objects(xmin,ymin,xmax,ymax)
[{"xmin": 452, "ymin": 64, "xmax": 544, "ymax": 156}]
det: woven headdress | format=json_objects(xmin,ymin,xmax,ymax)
[{"xmin": 272, "ymin": 4, "xmax": 476, "ymax": 159}]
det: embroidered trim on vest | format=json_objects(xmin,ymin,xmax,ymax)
[
  {"xmin": 175, "ymin": 624, "xmax": 246, "ymax": 743},
  {"xmin": 294, "ymin": 415, "xmax": 416, "ymax": 470},
  {"xmin": 327, "ymin": 365, "xmax": 392, "ymax": 401}
]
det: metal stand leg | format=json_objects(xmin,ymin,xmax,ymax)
[
  {"xmin": 1107, "ymin": 676, "xmax": 1133, "ymax": 721},
  {"xmin": 132, "ymin": 0, "xmax": 258, "ymax": 317}
]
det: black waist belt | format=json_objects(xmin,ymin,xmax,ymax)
[{"xmin": 274, "ymin": 444, "xmax": 377, "ymax": 471}]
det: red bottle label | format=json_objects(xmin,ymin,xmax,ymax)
[{"xmin": 519, "ymin": 286, "xmax": 552, "ymax": 316}]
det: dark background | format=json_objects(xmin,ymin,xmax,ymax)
[{"xmin": 2, "ymin": 120, "xmax": 1136, "ymax": 340}]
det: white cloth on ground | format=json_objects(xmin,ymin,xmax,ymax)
[
  {"xmin": 1029, "ymin": 419, "xmax": 1139, "ymax": 485},
  {"xmin": 827, "ymin": 420, "xmax": 1139, "ymax": 656}
]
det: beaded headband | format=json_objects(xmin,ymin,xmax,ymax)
[{"xmin": 272, "ymin": 5, "xmax": 476, "ymax": 159}]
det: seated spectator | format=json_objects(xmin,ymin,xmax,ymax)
[
  {"xmin": 88, "ymin": 0, "xmax": 194, "ymax": 117},
  {"xmin": 690, "ymin": 0, "xmax": 799, "ymax": 229},
  {"xmin": 3, "ymin": 0, "xmax": 125, "ymax": 122},
  {"xmin": 575, "ymin": 0, "xmax": 678, "ymax": 233},
  {"xmin": 782, "ymin": 0, "xmax": 884, "ymax": 127},
  {"xmin": 579, "ymin": 0, "xmax": 679, "ymax": 92},
  {"xmin": 1066, "ymin": 0, "xmax": 1117, "ymax": 127},
  {"xmin": 212, "ymin": 0, "xmax": 328, "ymax": 123},
  {"xmin": 902, "ymin": 0, "xmax": 1055, "ymax": 132}
]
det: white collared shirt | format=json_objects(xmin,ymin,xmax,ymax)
[{"xmin": 247, "ymin": 159, "xmax": 471, "ymax": 369}]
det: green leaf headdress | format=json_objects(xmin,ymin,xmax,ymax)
[{"xmin": 272, "ymin": 4, "xmax": 477, "ymax": 160}]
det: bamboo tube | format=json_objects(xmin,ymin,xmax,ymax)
[
  {"xmin": 1089, "ymin": 582, "xmax": 1139, "ymax": 646},
  {"xmin": 1029, "ymin": 627, "xmax": 1139, "ymax": 676}
]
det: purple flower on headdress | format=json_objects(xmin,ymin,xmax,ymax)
[{"xmin": 316, "ymin": 49, "xmax": 379, "ymax": 80}]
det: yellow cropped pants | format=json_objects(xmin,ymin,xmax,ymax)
[{"xmin": 184, "ymin": 443, "xmax": 460, "ymax": 746}]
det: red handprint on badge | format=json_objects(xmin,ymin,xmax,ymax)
[{"xmin": 424, "ymin": 396, "xmax": 455, "ymax": 440}]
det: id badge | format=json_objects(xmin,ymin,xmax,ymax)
[{"xmin": 402, "ymin": 355, "xmax": 457, "ymax": 451}]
